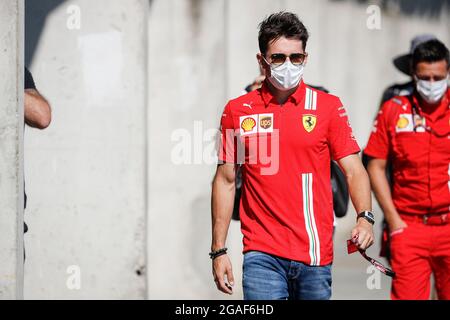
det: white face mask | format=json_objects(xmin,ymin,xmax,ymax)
[
  {"xmin": 265, "ymin": 58, "xmax": 304, "ymax": 91},
  {"xmin": 415, "ymin": 75, "xmax": 449, "ymax": 104}
]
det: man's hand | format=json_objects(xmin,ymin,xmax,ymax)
[
  {"xmin": 212, "ymin": 254, "xmax": 234, "ymax": 295},
  {"xmin": 337, "ymin": 155, "xmax": 373, "ymax": 250},
  {"xmin": 367, "ymin": 158, "xmax": 408, "ymax": 236},
  {"xmin": 211, "ymin": 164, "xmax": 236, "ymax": 294},
  {"xmin": 388, "ymin": 217, "xmax": 408, "ymax": 234},
  {"xmin": 351, "ymin": 218, "xmax": 374, "ymax": 250}
]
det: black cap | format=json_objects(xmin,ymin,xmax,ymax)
[{"xmin": 393, "ymin": 34, "xmax": 436, "ymax": 76}]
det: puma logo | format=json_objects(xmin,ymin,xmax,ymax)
[{"xmin": 243, "ymin": 102, "xmax": 253, "ymax": 110}]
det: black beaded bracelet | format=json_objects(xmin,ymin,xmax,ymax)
[{"xmin": 209, "ymin": 247, "xmax": 228, "ymax": 260}]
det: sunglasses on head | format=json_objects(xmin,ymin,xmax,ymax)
[{"xmin": 265, "ymin": 53, "xmax": 307, "ymax": 67}]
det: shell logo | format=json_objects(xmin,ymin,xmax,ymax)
[
  {"xmin": 241, "ymin": 117, "xmax": 256, "ymax": 132},
  {"xmin": 396, "ymin": 116, "xmax": 409, "ymax": 129}
]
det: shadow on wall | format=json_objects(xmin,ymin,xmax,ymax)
[
  {"xmin": 25, "ymin": 0, "xmax": 67, "ymax": 67},
  {"xmin": 333, "ymin": 0, "xmax": 450, "ymax": 17},
  {"xmin": 26, "ymin": 0, "xmax": 157, "ymax": 67},
  {"xmin": 25, "ymin": 0, "xmax": 449, "ymax": 68}
]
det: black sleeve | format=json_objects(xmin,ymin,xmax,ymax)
[
  {"xmin": 330, "ymin": 161, "xmax": 349, "ymax": 218},
  {"xmin": 379, "ymin": 87, "xmax": 395, "ymax": 107},
  {"xmin": 25, "ymin": 67, "xmax": 36, "ymax": 90}
]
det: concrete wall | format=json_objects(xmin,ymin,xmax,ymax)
[
  {"xmin": 21, "ymin": 0, "xmax": 449, "ymax": 299},
  {"xmin": 147, "ymin": 0, "xmax": 233, "ymax": 300},
  {"xmin": 24, "ymin": 0, "xmax": 148, "ymax": 299},
  {"xmin": 0, "ymin": 0, "xmax": 24, "ymax": 300}
]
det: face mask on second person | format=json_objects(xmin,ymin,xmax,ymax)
[
  {"xmin": 415, "ymin": 75, "xmax": 449, "ymax": 104},
  {"xmin": 265, "ymin": 58, "xmax": 304, "ymax": 91}
]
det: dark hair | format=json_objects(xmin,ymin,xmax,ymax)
[
  {"xmin": 412, "ymin": 39, "xmax": 450, "ymax": 70},
  {"xmin": 258, "ymin": 12, "xmax": 309, "ymax": 56}
]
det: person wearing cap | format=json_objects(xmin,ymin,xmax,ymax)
[
  {"xmin": 364, "ymin": 34, "xmax": 438, "ymax": 262},
  {"xmin": 380, "ymin": 34, "xmax": 437, "ymax": 105},
  {"xmin": 365, "ymin": 39, "xmax": 450, "ymax": 300}
]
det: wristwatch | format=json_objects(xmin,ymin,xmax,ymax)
[{"xmin": 357, "ymin": 211, "xmax": 375, "ymax": 225}]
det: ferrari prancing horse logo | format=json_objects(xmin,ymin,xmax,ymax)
[{"xmin": 302, "ymin": 115, "xmax": 317, "ymax": 133}]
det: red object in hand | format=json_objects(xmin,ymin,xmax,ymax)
[
  {"xmin": 347, "ymin": 238, "xmax": 358, "ymax": 254},
  {"xmin": 347, "ymin": 236, "xmax": 396, "ymax": 278}
]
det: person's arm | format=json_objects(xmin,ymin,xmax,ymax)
[
  {"xmin": 364, "ymin": 99, "xmax": 405, "ymax": 232},
  {"xmin": 25, "ymin": 88, "xmax": 51, "ymax": 129},
  {"xmin": 211, "ymin": 163, "xmax": 236, "ymax": 295},
  {"xmin": 367, "ymin": 158, "xmax": 406, "ymax": 232},
  {"xmin": 326, "ymin": 97, "xmax": 374, "ymax": 249},
  {"xmin": 338, "ymin": 154, "xmax": 374, "ymax": 250}
]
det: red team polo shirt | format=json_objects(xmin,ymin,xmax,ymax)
[
  {"xmin": 364, "ymin": 89, "xmax": 450, "ymax": 216},
  {"xmin": 218, "ymin": 81, "xmax": 360, "ymax": 266}
]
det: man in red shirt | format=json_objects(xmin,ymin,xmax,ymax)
[
  {"xmin": 365, "ymin": 39, "xmax": 450, "ymax": 300},
  {"xmin": 210, "ymin": 12, "xmax": 374, "ymax": 300}
]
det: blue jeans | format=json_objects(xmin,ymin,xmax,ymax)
[{"xmin": 243, "ymin": 251, "xmax": 332, "ymax": 300}]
